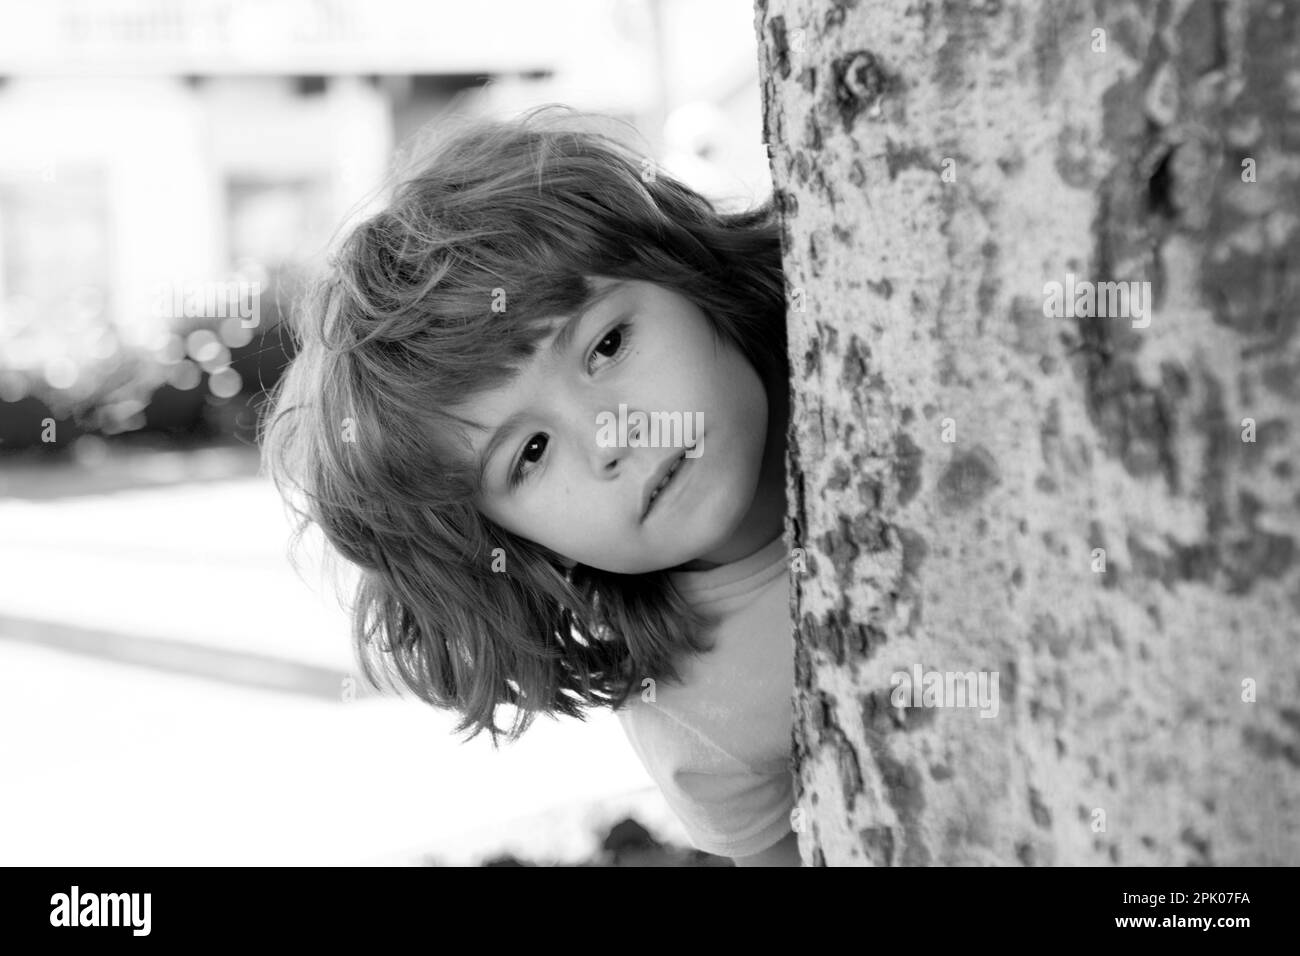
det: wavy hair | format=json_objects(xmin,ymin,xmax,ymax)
[{"xmin": 259, "ymin": 105, "xmax": 789, "ymax": 748}]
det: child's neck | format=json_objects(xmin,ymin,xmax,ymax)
[{"xmin": 673, "ymin": 376, "xmax": 789, "ymax": 573}]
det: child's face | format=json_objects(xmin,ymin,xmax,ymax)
[{"xmin": 460, "ymin": 275, "xmax": 775, "ymax": 575}]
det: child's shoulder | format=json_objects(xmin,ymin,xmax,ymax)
[
  {"xmin": 615, "ymin": 662, "xmax": 797, "ymax": 859},
  {"xmin": 616, "ymin": 688, "xmax": 753, "ymax": 776},
  {"xmin": 615, "ymin": 534, "xmax": 795, "ymax": 772},
  {"xmin": 617, "ymin": 610, "xmax": 795, "ymax": 777}
]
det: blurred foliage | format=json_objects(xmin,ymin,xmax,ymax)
[{"xmin": 0, "ymin": 265, "xmax": 301, "ymax": 454}]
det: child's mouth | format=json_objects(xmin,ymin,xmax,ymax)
[{"xmin": 640, "ymin": 442, "xmax": 699, "ymax": 522}]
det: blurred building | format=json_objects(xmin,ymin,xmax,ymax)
[{"xmin": 0, "ymin": 0, "xmax": 770, "ymax": 449}]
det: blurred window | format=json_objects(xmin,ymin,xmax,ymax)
[
  {"xmin": 224, "ymin": 175, "xmax": 330, "ymax": 271},
  {"xmin": 0, "ymin": 168, "xmax": 113, "ymax": 375}
]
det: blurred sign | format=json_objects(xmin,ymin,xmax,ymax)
[{"xmin": 0, "ymin": 0, "xmax": 561, "ymax": 75}]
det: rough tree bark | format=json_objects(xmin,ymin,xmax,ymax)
[{"xmin": 755, "ymin": 0, "xmax": 1299, "ymax": 866}]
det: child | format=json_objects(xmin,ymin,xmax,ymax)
[{"xmin": 259, "ymin": 105, "xmax": 801, "ymax": 866}]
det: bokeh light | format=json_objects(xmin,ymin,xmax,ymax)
[
  {"xmin": 170, "ymin": 359, "xmax": 202, "ymax": 390},
  {"xmin": 208, "ymin": 366, "xmax": 242, "ymax": 398}
]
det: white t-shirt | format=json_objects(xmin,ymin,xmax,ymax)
[{"xmin": 615, "ymin": 532, "xmax": 795, "ymax": 857}]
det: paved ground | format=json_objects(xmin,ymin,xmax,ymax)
[{"xmin": 0, "ymin": 441, "xmax": 696, "ymax": 866}]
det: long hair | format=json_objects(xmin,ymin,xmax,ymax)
[{"xmin": 259, "ymin": 104, "xmax": 789, "ymax": 748}]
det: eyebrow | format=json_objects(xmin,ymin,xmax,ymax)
[{"xmin": 474, "ymin": 281, "xmax": 629, "ymax": 490}]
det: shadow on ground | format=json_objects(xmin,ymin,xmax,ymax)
[{"xmin": 424, "ymin": 818, "xmax": 733, "ymax": 867}]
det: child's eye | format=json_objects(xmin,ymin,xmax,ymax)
[
  {"xmin": 586, "ymin": 321, "xmax": 633, "ymax": 373},
  {"xmin": 508, "ymin": 433, "xmax": 548, "ymax": 489},
  {"xmin": 508, "ymin": 322, "xmax": 633, "ymax": 490}
]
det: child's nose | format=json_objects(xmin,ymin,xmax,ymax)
[{"xmin": 587, "ymin": 416, "xmax": 641, "ymax": 473}]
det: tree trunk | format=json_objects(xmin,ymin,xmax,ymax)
[{"xmin": 755, "ymin": 0, "xmax": 1300, "ymax": 866}]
